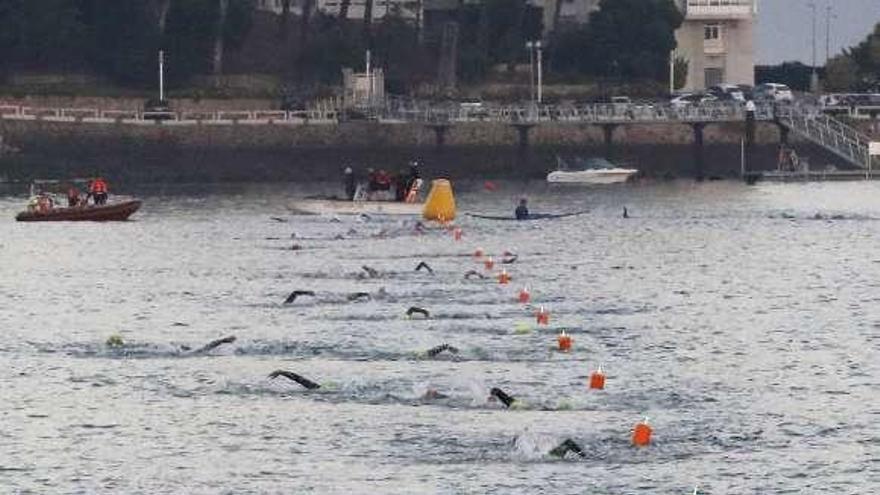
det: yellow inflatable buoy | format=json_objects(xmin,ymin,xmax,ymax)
[{"xmin": 422, "ymin": 179, "xmax": 456, "ymax": 221}]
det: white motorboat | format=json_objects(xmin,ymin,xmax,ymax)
[
  {"xmin": 547, "ymin": 157, "xmax": 638, "ymax": 184},
  {"xmin": 289, "ymin": 198, "xmax": 424, "ymax": 216}
]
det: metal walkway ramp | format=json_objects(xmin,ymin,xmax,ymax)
[{"xmin": 776, "ymin": 104, "xmax": 875, "ymax": 170}]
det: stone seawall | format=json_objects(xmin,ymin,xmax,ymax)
[{"xmin": 0, "ymin": 118, "xmax": 850, "ymax": 183}]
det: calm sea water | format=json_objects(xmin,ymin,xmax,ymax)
[{"xmin": 1, "ymin": 180, "xmax": 878, "ymax": 494}]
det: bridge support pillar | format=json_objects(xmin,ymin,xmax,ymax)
[
  {"xmin": 691, "ymin": 122, "xmax": 707, "ymax": 181},
  {"xmin": 601, "ymin": 124, "xmax": 618, "ymax": 158},
  {"xmin": 512, "ymin": 124, "xmax": 535, "ymax": 150},
  {"xmin": 427, "ymin": 124, "xmax": 451, "ymax": 149},
  {"xmin": 511, "ymin": 124, "xmax": 536, "ymax": 171},
  {"xmin": 775, "ymin": 122, "xmax": 790, "ymax": 146},
  {"xmin": 744, "ymin": 109, "xmax": 756, "ymax": 176}
]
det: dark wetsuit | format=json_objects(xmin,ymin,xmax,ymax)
[
  {"xmin": 344, "ymin": 173, "xmax": 356, "ymax": 200},
  {"xmin": 515, "ymin": 205, "xmax": 529, "ymax": 220},
  {"xmin": 394, "ymin": 173, "xmax": 408, "ymax": 201}
]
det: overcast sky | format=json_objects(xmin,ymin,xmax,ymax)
[{"xmin": 757, "ymin": 0, "xmax": 880, "ymax": 64}]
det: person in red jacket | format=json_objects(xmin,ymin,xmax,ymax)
[{"xmin": 89, "ymin": 177, "xmax": 108, "ymax": 205}]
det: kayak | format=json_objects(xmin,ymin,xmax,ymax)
[
  {"xmin": 15, "ymin": 199, "xmax": 142, "ymax": 222},
  {"xmin": 467, "ymin": 211, "xmax": 588, "ymax": 221}
]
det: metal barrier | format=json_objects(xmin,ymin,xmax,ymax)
[
  {"xmin": 0, "ymin": 100, "xmax": 869, "ymax": 129},
  {"xmin": 776, "ymin": 104, "xmax": 873, "ymax": 169}
]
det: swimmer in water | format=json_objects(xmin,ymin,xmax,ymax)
[
  {"xmin": 421, "ymin": 388, "xmax": 449, "ymax": 400},
  {"xmin": 501, "ymin": 254, "xmax": 518, "ymax": 264},
  {"xmin": 489, "ymin": 387, "xmax": 516, "ymax": 408},
  {"xmin": 284, "ymin": 290, "xmax": 316, "ymax": 304},
  {"xmin": 415, "ymin": 261, "xmax": 434, "ymax": 274},
  {"xmin": 187, "ymin": 335, "xmax": 236, "ymax": 354},
  {"xmin": 548, "ymin": 438, "xmax": 586, "ymax": 459},
  {"xmin": 361, "ymin": 265, "xmax": 380, "ymax": 278},
  {"xmin": 623, "ymin": 207, "xmax": 629, "ymax": 218},
  {"xmin": 464, "ymin": 270, "xmax": 486, "ymax": 280},
  {"xmin": 406, "ymin": 306, "xmax": 430, "ymax": 319},
  {"xmin": 268, "ymin": 370, "xmax": 322, "ymax": 390},
  {"xmin": 515, "ymin": 198, "xmax": 529, "ymax": 220},
  {"xmin": 347, "ymin": 292, "xmax": 371, "ymax": 301},
  {"xmin": 425, "ymin": 343, "xmax": 459, "ymax": 358}
]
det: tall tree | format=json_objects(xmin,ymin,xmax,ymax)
[
  {"xmin": 548, "ymin": 0, "xmax": 682, "ymax": 81},
  {"xmin": 212, "ymin": 0, "xmax": 229, "ymax": 75},
  {"xmin": 278, "ymin": 0, "xmax": 291, "ymax": 39},
  {"xmin": 163, "ymin": 0, "xmax": 253, "ymax": 84},
  {"xmin": 363, "ymin": 0, "xmax": 374, "ymax": 47},
  {"xmin": 158, "ymin": 0, "xmax": 172, "ymax": 34},
  {"xmin": 824, "ymin": 54, "xmax": 858, "ymax": 91}
]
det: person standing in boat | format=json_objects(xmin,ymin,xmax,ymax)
[
  {"xmin": 394, "ymin": 168, "xmax": 408, "ymax": 202},
  {"xmin": 374, "ymin": 169, "xmax": 392, "ymax": 200},
  {"xmin": 89, "ymin": 177, "xmax": 108, "ymax": 205},
  {"xmin": 67, "ymin": 185, "xmax": 81, "ymax": 207},
  {"xmin": 406, "ymin": 160, "xmax": 421, "ymax": 193},
  {"xmin": 515, "ymin": 198, "xmax": 529, "ymax": 220},
  {"xmin": 343, "ymin": 167, "xmax": 356, "ymax": 201}
]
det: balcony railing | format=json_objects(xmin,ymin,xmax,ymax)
[{"xmin": 686, "ymin": 0, "xmax": 755, "ymax": 19}]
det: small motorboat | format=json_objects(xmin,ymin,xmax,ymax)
[
  {"xmin": 16, "ymin": 199, "xmax": 142, "ymax": 222},
  {"xmin": 547, "ymin": 156, "xmax": 638, "ymax": 185},
  {"xmin": 15, "ymin": 179, "xmax": 141, "ymax": 222},
  {"xmin": 289, "ymin": 198, "xmax": 424, "ymax": 216},
  {"xmin": 290, "ymin": 179, "xmax": 432, "ymax": 216}
]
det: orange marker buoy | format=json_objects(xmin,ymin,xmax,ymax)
[
  {"xmin": 517, "ymin": 287, "xmax": 530, "ymax": 304},
  {"xmin": 498, "ymin": 269, "xmax": 511, "ymax": 285},
  {"xmin": 557, "ymin": 331, "xmax": 572, "ymax": 351},
  {"xmin": 632, "ymin": 418, "xmax": 652, "ymax": 447},
  {"xmin": 536, "ymin": 306, "xmax": 549, "ymax": 325},
  {"xmin": 484, "ymin": 257, "xmax": 495, "ymax": 271},
  {"xmin": 474, "ymin": 247, "xmax": 484, "ymax": 259},
  {"xmin": 453, "ymin": 227, "xmax": 462, "ymax": 241},
  {"xmin": 589, "ymin": 367, "xmax": 605, "ymax": 390}
]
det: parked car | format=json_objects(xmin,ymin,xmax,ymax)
[
  {"xmin": 459, "ymin": 98, "xmax": 489, "ymax": 118},
  {"xmin": 736, "ymin": 84, "xmax": 754, "ymax": 100},
  {"xmin": 754, "ymin": 83, "xmax": 794, "ymax": 102},
  {"xmin": 669, "ymin": 92, "xmax": 718, "ymax": 109},
  {"xmin": 707, "ymin": 84, "xmax": 746, "ymax": 102}
]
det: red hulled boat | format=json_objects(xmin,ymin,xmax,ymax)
[{"xmin": 16, "ymin": 200, "xmax": 142, "ymax": 222}]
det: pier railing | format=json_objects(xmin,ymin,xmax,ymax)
[
  {"xmin": 0, "ymin": 101, "xmax": 777, "ymax": 126},
  {"xmin": 775, "ymin": 104, "xmax": 874, "ymax": 170}
]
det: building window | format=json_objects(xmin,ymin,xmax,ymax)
[{"xmin": 704, "ymin": 24, "xmax": 721, "ymax": 40}]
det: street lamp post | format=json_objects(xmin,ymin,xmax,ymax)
[
  {"xmin": 525, "ymin": 40, "xmax": 543, "ymax": 105},
  {"xmin": 809, "ymin": 2, "xmax": 818, "ymax": 92},
  {"xmin": 536, "ymin": 41, "xmax": 543, "ymax": 104},
  {"xmin": 825, "ymin": 5, "xmax": 836, "ymax": 64},
  {"xmin": 526, "ymin": 41, "xmax": 535, "ymax": 104},
  {"xmin": 158, "ymin": 50, "xmax": 165, "ymax": 102}
]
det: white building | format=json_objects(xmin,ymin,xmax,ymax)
[{"xmin": 674, "ymin": 0, "xmax": 757, "ymax": 90}]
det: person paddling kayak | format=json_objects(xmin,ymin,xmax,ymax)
[{"xmin": 515, "ymin": 198, "xmax": 529, "ymax": 220}]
